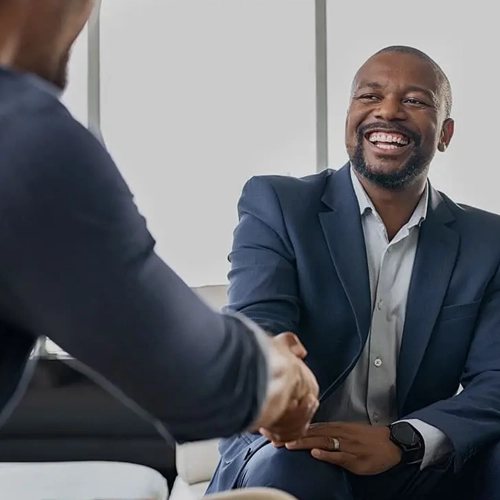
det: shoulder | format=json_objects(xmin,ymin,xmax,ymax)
[
  {"xmin": 241, "ymin": 169, "xmax": 334, "ymax": 208},
  {"xmin": 441, "ymin": 191, "xmax": 500, "ymax": 226},
  {"xmin": 0, "ymin": 93, "xmax": 126, "ymax": 193},
  {"xmin": 245, "ymin": 169, "xmax": 332, "ymax": 192},
  {"xmin": 0, "ymin": 93, "xmax": 133, "ymax": 224},
  {"xmin": 439, "ymin": 190, "xmax": 500, "ymax": 244},
  {"xmin": 0, "ymin": 69, "xmax": 105, "ymax": 166},
  {"xmin": 0, "ymin": 100, "xmax": 100, "ymax": 159}
]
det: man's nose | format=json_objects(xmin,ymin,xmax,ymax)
[{"xmin": 374, "ymin": 97, "xmax": 407, "ymax": 121}]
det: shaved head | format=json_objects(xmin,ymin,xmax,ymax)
[
  {"xmin": 352, "ymin": 46, "xmax": 452, "ymax": 119},
  {"xmin": 0, "ymin": 0, "xmax": 95, "ymax": 89}
]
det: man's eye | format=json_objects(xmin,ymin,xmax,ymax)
[
  {"xmin": 405, "ymin": 98, "xmax": 427, "ymax": 106},
  {"xmin": 358, "ymin": 95, "xmax": 380, "ymax": 101}
]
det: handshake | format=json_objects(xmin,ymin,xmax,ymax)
[{"xmin": 252, "ymin": 332, "xmax": 320, "ymax": 444}]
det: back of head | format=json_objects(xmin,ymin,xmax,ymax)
[{"xmin": 0, "ymin": 0, "xmax": 95, "ymax": 89}]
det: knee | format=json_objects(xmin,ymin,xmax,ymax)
[{"xmin": 239, "ymin": 444, "xmax": 351, "ymax": 500}]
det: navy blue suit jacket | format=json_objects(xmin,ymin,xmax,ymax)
[
  {"xmin": 0, "ymin": 67, "xmax": 269, "ymax": 441},
  {"xmin": 209, "ymin": 164, "xmax": 500, "ymax": 490}
]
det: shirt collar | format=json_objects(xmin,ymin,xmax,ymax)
[
  {"xmin": 350, "ymin": 165, "xmax": 428, "ymax": 229},
  {"xmin": 0, "ymin": 64, "xmax": 62, "ymax": 99},
  {"xmin": 26, "ymin": 73, "xmax": 62, "ymax": 100}
]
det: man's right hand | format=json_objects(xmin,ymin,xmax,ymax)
[{"xmin": 251, "ymin": 332, "xmax": 319, "ymax": 443}]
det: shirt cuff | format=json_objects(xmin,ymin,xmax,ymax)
[{"xmin": 399, "ymin": 419, "xmax": 454, "ymax": 469}]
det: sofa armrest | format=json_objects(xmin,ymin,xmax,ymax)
[{"xmin": 175, "ymin": 440, "xmax": 220, "ymax": 485}]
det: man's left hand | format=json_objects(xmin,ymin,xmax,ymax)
[{"xmin": 285, "ymin": 422, "xmax": 402, "ymax": 475}]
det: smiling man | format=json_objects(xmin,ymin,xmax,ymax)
[{"xmin": 205, "ymin": 46, "xmax": 500, "ymax": 499}]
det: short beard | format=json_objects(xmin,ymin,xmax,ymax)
[{"xmin": 350, "ymin": 127, "xmax": 431, "ymax": 191}]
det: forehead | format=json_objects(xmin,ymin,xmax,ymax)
[{"xmin": 353, "ymin": 52, "xmax": 440, "ymax": 96}]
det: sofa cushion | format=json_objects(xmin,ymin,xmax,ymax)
[
  {"xmin": 176, "ymin": 439, "xmax": 220, "ymax": 485},
  {"xmin": 0, "ymin": 461, "xmax": 169, "ymax": 500},
  {"xmin": 170, "ymin": 476, "xmax": 209, "ymax": 500}
]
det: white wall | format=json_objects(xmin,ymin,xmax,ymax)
[
  {"xmin": 326, "ymin": 1, "xmax": 500, "ymax": 213},
  {"xmin": 95, "ymin": 0, "xmax": 316, "ymax": 287}
]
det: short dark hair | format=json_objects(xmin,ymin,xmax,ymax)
[{"xmin": 373, "ymin": 45, "xmax": 452, "ymax": 118}]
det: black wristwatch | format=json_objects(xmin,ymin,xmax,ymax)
[{"xmin": 388, "ymin": 422, "xmax": 425, "ymax": 465}]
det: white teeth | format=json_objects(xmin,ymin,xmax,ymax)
[
  {"xmin": 376, "ymin": 143, "xmax": 399, "ymax": 150},
  {"xmin": 368, "ymin": 132, "xmax": 409, "ymax": 145}
]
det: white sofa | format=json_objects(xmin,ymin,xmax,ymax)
[
  {"xmin": 0, "ymin": 461, "xmax": 169, "ymax": 500},
  {"xmin": 0, "ymin": 458, "xmax": 297, "ymax": 500},
  {"xmin": 170, "ymin": 440, "xmax": 220, "ymax": 499}
]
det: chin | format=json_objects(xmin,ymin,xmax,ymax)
[
  {"xmin": 363, "ymin": 147, "xmax": 412, "ymax": 169},
  {"xmin": 53, "ymin": 74, "xmax": 68, "ymax": 90},
  {"xmin": 51, "ymin": 51, "xmax": 70, "ymax": 90},
  {"xmin": 53, "ymin": 66, "xmax": 68, "ymax": 90},
  {"xmin": 352, "ymin": 156, "xmax": 428, "ymax": 191},
  {"xmin": 363, "ymin": 159, "xmax": 406, "ymax": 177}
]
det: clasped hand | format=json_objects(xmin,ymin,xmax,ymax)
[
  {"xmin": 254, "ymin": 333, "xmax": 401, "ymax": 475},
  {"xmin": 266, "ymin": 422, "xmax": 403, "ymax": 475},
  {"xmin": 254, "ymin": 332, "xmax": 319, "ymax": 443}
]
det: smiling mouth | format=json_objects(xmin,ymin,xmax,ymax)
[{"xmin": 365, "ymin": 131, "xmax": 411, "ymax": 151}]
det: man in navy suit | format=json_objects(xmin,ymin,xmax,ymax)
[{"xmin": 206, "ymin": 45, "xmax": 500, "ymax": 499}]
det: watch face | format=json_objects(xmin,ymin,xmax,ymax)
[{"xmin": 393, "ymin": 423, "xmax": 418, "ymax": 447}]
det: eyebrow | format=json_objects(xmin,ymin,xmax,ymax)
[{"xmin": 355, "ymin": 81, "xmax": 437, "ymax": 104}]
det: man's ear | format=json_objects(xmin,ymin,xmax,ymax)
[{"xmin": 438, "ymin": 118, "xmax": 454, "ymax": 152}]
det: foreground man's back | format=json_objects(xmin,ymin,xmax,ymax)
[
  {"xmin": 0, "ymin": 65, "xmax": 268, "ymax": 439},
  {"xmin": 0, "ymin": 0, "xmax": 319, "ymax": 451}
]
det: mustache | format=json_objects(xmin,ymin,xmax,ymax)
[{"xmin": 357, "ymin": 122, "xmax": 421, "ymax": 145}]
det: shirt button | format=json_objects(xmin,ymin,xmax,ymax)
[
  {"xmin": 374, "ymin": 358, "xmax": 382, "ymax": 367},
  {"xmin": 377, "ymin": 300, "xmax": 383, "ymax": 310}
]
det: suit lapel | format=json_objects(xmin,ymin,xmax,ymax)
[
  {"xmin": 397, "ymin": 187, "xmax": 459, "ymax": 411},
  {"xmin": 319, "ymin": 165, "xmax": 372, "ymax": 347}
]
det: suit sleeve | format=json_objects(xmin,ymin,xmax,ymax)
[
  {"xmin": 224, "ymin": 176, "xmax": 300, "ymax": 335},
  {"xmin": 405, "ymin": 263, "xmax": 500, "ymax": 472},
  {"xmin": 0, "ymin": 106, "xmax": 270, "ymax": 442}
]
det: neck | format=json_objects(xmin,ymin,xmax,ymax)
[
  {"xmin": 356, "ymin": 172, "xmax": 427, "ymax": 240},
  {"xmin": 0, "ymin": 10, "xmax": 25, "ymax": 68},
  {"xmin": 0, "ymin": 5, "xmax": 59, "ymax": 83}
]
